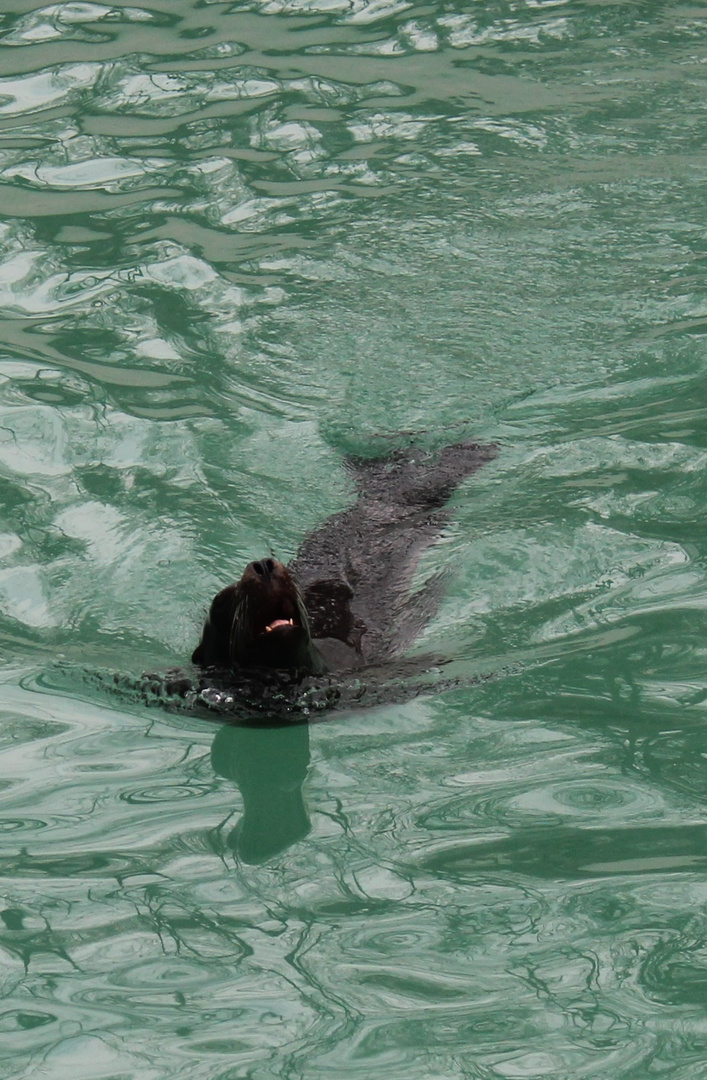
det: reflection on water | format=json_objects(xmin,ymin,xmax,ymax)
[
  {"xmin": 211, "ymin": 722, "xmax": 311, "ymax": 864},
  {"xmin": 1, "ymin": 0, "xmax": 707, "ymax": 1076}
]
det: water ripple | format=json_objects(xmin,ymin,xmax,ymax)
[
  {"xmin": 419, "ymin": 774, "xmax": 664, "ymax": 832},
  {"xmin": 1, "ymin": 5, "xmax": 173, "ymax": 48},
  {"xmin": 0, "ymin": 62, "xmax": 100, "ymax": 116},
  {"xmin": 1, "ymin": 1, "xmax": 707, "ymax": 1077}
]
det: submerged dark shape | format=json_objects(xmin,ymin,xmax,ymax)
[
  {"xmin": 156, "ymin": 439, "xmax": 496, "ymax": 720},
  {"xmin": 289, "ymin": 439, "xmax": 497, "ymax": 670},
  {"xmin": 211, "ymin": 722, "xmax": 311, "ymax": 864}
]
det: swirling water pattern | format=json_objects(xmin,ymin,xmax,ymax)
[{"xmin": 1, "ymin": 1, "xmax": 707, "ymax": 1077}]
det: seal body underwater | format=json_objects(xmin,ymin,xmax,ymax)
[{"xmin": 191, "ymin": 440, "xmax": 496, "ymax": 690}]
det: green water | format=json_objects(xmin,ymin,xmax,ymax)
[{"xmin": 1, "ymin": 0, "xmax": 707, "ymax": 1076}]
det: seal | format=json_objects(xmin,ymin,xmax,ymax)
[
  {"xmin": 192, "ymin": 557, "xmax": 324, "ymax": 673},
  {"xmin": 191, "ymin": 439, "xmax": 497, "ymax": 684}
]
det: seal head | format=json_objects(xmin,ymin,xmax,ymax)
[{"xmin": 192, "ymin": 558, "xmax": 321, "ymax": 672}]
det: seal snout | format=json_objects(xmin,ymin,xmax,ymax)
[
  {"xmin": 242, "ymin": 559, "xmax": 301, "ymax": 634},
  {"xmin": 249, "ymin": 558, "xmax": 276, "ymax": 579}
]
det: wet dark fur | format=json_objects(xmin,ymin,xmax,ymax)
[
  {"xmin": 290, "ymin": 440, "xmax": 497, "ymax": 670},
  {"xmin": 190, "ymin": 440, "xmax": 496, "ymax": 695}
]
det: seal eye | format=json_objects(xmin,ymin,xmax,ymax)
[
  {"xmin": 265, "ymin": 558, "xmax": 274, "ymax": 574},
  {"xmin": 253, "ymin": 561, "xmax": 264, "ymax": 576}
]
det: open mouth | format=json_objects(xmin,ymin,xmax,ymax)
[
  {"xmin": 238, "ymin": 559, "xmax": 309, "ymax": 650},
  {"xmin": 265, "ymin": 617, "xmax": 295, "ymax": 633},
  {"xmin": 253, "ymin": 596, "xmax": 303, "ymax": 639}
]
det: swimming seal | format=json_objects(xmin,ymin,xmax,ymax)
[
  {"xmin": 191, "ymin": 439, "xmax": 497, "ymax": 687},
  {"xmin": 192, "ymin": 556, "xmax": 324, "ymax": 673}
]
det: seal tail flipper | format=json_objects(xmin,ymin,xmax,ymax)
[{"xmin": 345, "ymin": 440, "xmax": 497, "ymax": 510}]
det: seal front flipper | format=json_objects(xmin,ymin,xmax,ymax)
[{"xmin": 298, "ymin": 577, "xmax": 366, "ymax": 670}]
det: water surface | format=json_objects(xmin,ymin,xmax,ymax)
[{"xmin": 1, "ymin": 1, "xmax": 707, "ymax": 1077}]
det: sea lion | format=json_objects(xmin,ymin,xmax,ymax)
[
  {"xmin": 191, "ymin": 439, "xmax": 497, "ymax": 690},
  {"xmin": 191, "ymin": 557, "xmax": 323, "ymax": 673}
]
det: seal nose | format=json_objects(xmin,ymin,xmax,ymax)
[{"xmin": 250, "ymin": 558, "xmax": 276, "ymax": 578}]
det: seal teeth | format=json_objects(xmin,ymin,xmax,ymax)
[{"xmin": 265, "ymin": 618, "xmax": 295, "ymax": 632}]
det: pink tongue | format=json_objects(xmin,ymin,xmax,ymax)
[{"xmin": 267, "ymin": 619, "xmax": 293, "ymax": 631}]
